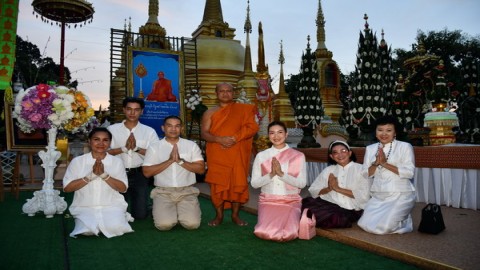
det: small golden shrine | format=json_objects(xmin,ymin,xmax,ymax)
[{"xmin": 424, "ymin": 112, "xmax": 459, "ymax": 145}]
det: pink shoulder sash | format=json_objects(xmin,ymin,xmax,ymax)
[{"xmin": 260, "ymin": 148, "xmax": 304, "ymax": 190}]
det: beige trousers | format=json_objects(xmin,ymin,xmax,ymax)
[{"xmin": 150, "ymin": 185, "xmax": 201, "ymax": 230}]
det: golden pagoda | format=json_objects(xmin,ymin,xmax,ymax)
[
  {"xmin": 272, "ymin": 40, "xmax": 296, "ymax": 128},
  {"xmin": 254, "ymin": 21, "xmax": 275, "ymax": 133},
  {"xmin": 314, "ymin": 0, "xmax": 342, "ymax": 121},
  {"xmin": 135, "ymin": 0, "xmax": 169, "ymax": 49},
  {"xmin": 190, "ymin": 0, "xmax": 245, "ymax": 108},
  {"xmin": 237, "ymin": 0, "xmax": 258, "ymax": 103},
  {"xmin": 109, "ymin": 19, "xmax": 132, "ymax": 122}
]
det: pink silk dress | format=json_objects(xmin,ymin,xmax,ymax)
[{"xmin": 251, "ymin": 146, "xmax": 307, "ymax": 242}]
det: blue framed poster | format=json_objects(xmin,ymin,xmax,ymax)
[{"xmin": 128, "ymin": 47, "xmax": 185, "ymax": 137}]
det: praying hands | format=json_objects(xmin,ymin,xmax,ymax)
[{"xmin": 269, "ymin": 157, "xmax": 284, "ymax": 178}]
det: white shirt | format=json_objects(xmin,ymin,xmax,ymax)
[
  {"xmin": 308, "ymin": 162, "xmax": 370, "ymax": 210},
  {"xmin": 108, "ymin": 121, "xmax": 159, "ymax": 168},
  {"xmin": 63, "ymin": 153, "xmax": 128, "ymax": 208},
  {"xmin": 143, "ymin": 138, "xmax": 204, "ymax": 187},
  {"xmin": 362, "ymin": 140, "xmax": 416, "ymax": 192},
  {"xmin": 251, "ymin": 145, "xmax": 307, "ymax": 195},
  {"xmin": 63, "ymin": 153, "xmax": 132, "ymax": 238}
]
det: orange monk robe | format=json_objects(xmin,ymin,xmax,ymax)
[
  {"xmin": 146, "ymin": 78, "xmax": 177, "ymax": 102},
  {"xmin": 205, "ymin": 103, "xmax": 259, "ymax": 209}
]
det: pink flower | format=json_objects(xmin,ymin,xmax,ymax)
[
  {"xmin": 22, "ymin": 100, "xmax": 34, "ymax": 110},
  {"xmin": 29, "ymin": 113, "xmax": 43, "ymax": 122},
  {"xmin": 32, "ymin": 97, "xmax": 42, "ymax": 104}
]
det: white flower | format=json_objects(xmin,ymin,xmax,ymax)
[{"xmin": 358, "ymin": 107, "xmax": 364, "ymax": 112}]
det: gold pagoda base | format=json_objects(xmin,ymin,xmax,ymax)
[{"xmin": 429, "ymin": 135, "xmax": 456, "ymax": 146}]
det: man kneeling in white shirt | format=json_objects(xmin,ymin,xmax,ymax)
[{"xmin": 142, "ymin": 116, "xmax": 205, "ymax": 230}]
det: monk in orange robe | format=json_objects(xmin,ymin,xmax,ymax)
[
  {"xmin": 201, "ymin": 83, "xmax": 259, "ymax": 226},
  {"xmin": 146, "ymin": 71, "xmax": 177, "ymax": 102}
]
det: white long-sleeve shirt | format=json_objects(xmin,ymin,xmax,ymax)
[
  {"xmin": 108, "ymin": 121, "xmax": 159, "ymax": 169},
  {"xmin": 251, "ymin": 145, "xmax": 307, "ymax": 195},
  {"xmin": 308, "ymin": 162, "xmax": 370, "ymax": 210},
  {"xmin": 362, "ymin": 140, "xmax": 416, "ymax": 193}
]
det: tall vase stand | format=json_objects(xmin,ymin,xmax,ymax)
[{"xmin": 22, "ymin": 127, "xmax": 68, "ymax": 218}]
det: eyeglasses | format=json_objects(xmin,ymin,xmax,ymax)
[{"xmin": 331, "ymin": 149, "xmax": 349, "ymax": 155}]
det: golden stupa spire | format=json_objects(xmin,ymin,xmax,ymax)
[
  {"xmin": 243, "ymin": 0, "xmax": 253, "ymax": 72},
  {"xmin": 147, "ymin": 0, "xmax": 159, "ymax": 25},
  {"xmin": 316, "ymin": 0, "xmax": 327, "ymax": 50},
  {"xmin": 139, "ymin": 0, "xmax": 166, "ymax": 37},
  {"xmin": 238, "ymin": 0, "xmax": 258, "ymax": 104},
  {"xmin": 273, "ymin": 40, "xmax": 296, "ymax": 128},
  {"xmin": 193, "ymin": 0, "xmax": 235, "ymax": 39},
  {"xmin": 202, "ymin": 0, "xmax": 223, "ymax": 24},
  {"xmin": 278, "ymin": 40, "xmax": 286, "ymax": 99},
  {"xmin": 315, "ymin": 0, "xmax": 332, "ymax": 59},
  {"xmin": 256, "ymin": 21, "xmax": 268, "ymax": 75}
]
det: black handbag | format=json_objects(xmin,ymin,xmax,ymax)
[{"xmin": 418, "ymin": 203, "xmax": 446, "ymax": 234}]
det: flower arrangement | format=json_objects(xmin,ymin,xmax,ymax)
[
  {"xmin": 13, "ymin": 83, "xmax": 95, "ymax": 134},
  {"xmin": 184, "ymin": 88, "xmax": 208, "ymax": 122},
  {"xmin": 184, "ymin": 89, "xmax": 203, "ymax": 110}
]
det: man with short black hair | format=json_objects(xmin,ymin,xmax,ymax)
[
  {"xmin": 143, "ymin": 116, "xmax": 205, "ymax": 230},
  {"xmin": 108, "ymin": 97, "xmax": 158, "ymax": 219}
]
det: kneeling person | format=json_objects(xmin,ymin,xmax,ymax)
[{"xmin": 143, "ymin": 116, "xmax": 205, "ymax": 230}]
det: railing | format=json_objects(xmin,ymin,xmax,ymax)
[{"xmin": 297, "ymin": 146, "xmax": 480, "ymax": 169}]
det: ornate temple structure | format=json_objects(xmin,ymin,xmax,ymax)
[
  {"xmin": 109, "ymin": 0, "xmax": 343, "ymax": 146},
  {"xmin": 272, "ymin": 41, "xmax": 296, "ymax": 128},
  {"xmin": 189, "ymin": 0, "xmax": 247, "ymax": 108},
  {"xmin": 312, "ymin": 0, "xmax": 348, "ymax": 145},
  {"xmin": 314, "ymin": 0, "xmax": 342, "ymax": 121}
]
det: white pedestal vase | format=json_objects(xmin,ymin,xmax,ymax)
[{"xmin": 22, "ymin": 127, "xmax": 68, "ymax": 218}]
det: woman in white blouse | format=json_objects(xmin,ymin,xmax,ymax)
[
  {"xmin": 251, "ymin": 121, "xmax": 307, "ymax": 242},
  {"xmin": 303, "ymin": 140, "xmax": 370, "ymax": 228},
  {"xmin": 63, "ymin": 127, "xmax": 133, "ymax": 238},
  {"xmin": 357, "ymin": 116, "xmax": 416, "ymax": 234}
]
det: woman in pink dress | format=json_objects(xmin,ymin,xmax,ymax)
[{"xmin": 251, "ymin": 121, "xmax": 307, "ymax": 242}]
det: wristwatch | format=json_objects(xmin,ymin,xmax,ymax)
[{"xmin": 177, "ymin": 159, "xmax": 185, "ymax": 165}]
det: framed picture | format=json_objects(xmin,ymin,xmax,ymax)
[
  {"xmin": 127, "ymin": 47, "xmax": 185, "ymax": 137},
  {"xmin": 4, "ymin": 103, "xmax": 48, "ymax": 151}
]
